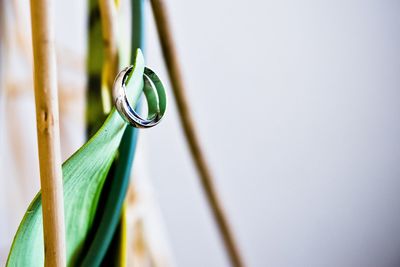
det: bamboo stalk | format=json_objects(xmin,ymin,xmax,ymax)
[
  {"xmin": 30, "ymin": 0, "xmax": 66, "ymax": 266},
  {"xmin": 149, "ymin": 1, "xmax": 245, "ymax": 266}
]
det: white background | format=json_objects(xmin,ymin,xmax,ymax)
[{"xmin": 144, "ymin": 0, "xmax": 400, "ymax": 266}]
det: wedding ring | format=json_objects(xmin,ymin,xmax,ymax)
[{"xmin": 113, "ymin": 66, "xmax": 166, "ymax": 128}]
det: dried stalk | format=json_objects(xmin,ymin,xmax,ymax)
[
  {"xmin": 98, "ymin": 0, "xmax": 118, "ymax": 112},
  {"xmin": 30, "ymin": 0, "xmax": 66, "ymax": 266},
  {"xmin": 149, "ymin": 1, "xmax": 245, "ymax": 266}
]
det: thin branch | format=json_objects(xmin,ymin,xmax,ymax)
[
  {"xmin": 30, "ymin": 0, "xmax": 66, "ymax": 266},
  {"xmin": 149, "ymin": 1, "xmax": 245, "ymax": 266}
]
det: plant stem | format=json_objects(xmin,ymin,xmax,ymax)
[
  {"xmin": 149, "ymin": 1, "xmax": 245, "ymax": 266},
  {"xmin": 30, "ymin": 0, "xmax": 66, "ymax": 266},
  {"xmin": 99, "ymin": 0, "xmax": 118, "ymax": 83},
  {"xmin": 99, "ymin": 0, "xmax": 118, "ymax": 112}
]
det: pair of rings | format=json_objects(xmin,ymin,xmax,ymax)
[{"xmin": 113, "ymin": 66, "xmax": 166, "ymax": 128}]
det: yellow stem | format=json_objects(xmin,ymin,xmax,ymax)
[{"xmin": 30, "ymin": 0, "xmax": 66, "ymax": 266}]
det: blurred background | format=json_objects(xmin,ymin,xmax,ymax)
[{"xmin": 1, "ymin": 0, "xmax": 400, "ymax": 266}]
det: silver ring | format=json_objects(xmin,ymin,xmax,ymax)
[{"xmin": 113, "ymin": 66, "xmax": 162, "ymax": 128}]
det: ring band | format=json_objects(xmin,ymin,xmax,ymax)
[{"xmin": 113, "ymin": 65, "xmax": 166, "ymax": 128}]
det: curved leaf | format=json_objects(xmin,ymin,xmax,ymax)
[{"xmin": 81, "ymin": 1, "xmax": 146, "ymax": 265}]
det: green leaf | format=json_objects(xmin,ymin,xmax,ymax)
[
  {"xmin": 6, "ymin": 50, "xmax": 147, "ymax": 267},
  {"xmin": 81, "ymin": 1, "xmax": 146, "ymax": 265}
]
